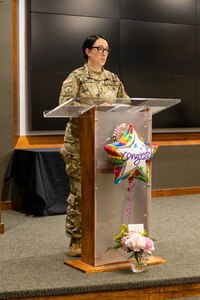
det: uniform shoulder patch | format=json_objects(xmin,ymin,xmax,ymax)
[{"xmin": 65, "ymin": 85, "xmax": 73, "ymax": 93}]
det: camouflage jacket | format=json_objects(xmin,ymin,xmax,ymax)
[
  {"xmin": 59, "ymin": 64, "xmax": 129, "ymax": 140},
  {"xmin": 59, "ymin": 63, "xmax": 129, "ymax": 104}
]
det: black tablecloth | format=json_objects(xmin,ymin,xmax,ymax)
[{"xmin": 4, "ymin": 148, "xmax": 69, "ymax": 216}]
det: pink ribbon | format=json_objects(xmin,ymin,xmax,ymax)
[{"xmin": 127, "ymin": 178, "xmax": 134, "ymax": 224}]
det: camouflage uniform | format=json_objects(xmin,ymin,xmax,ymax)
[{"xmin": 59, "ymin": 63, "xmax": 129, "ymax": 239}]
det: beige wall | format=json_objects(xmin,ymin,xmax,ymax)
[
  {"xmin": 152, "ymin": 145, "xmax": 200, "ymax": 190},
  {"xmin": 0, "ymin": 0, "xmax": 14, "ymax": 196}
]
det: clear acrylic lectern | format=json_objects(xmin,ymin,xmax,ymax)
[{"xmin": 44, "ymin": 97, "xmax": 180, "ymax": 272}]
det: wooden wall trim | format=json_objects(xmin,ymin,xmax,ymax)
[
  {"xmin": 14, "ymin": 132, "xmax": 200, "ymax": 149},
  {"xmin": 0, "ymin": 207, "xmax": 4, "ymax": 234},
  {"xmin": 153, "ymin": 132, "xmax": 200, "ymax": 145},
  {"xmin": 0, "ymin": 201, "xmax": 12, "ymax": 210},
  {"xmin": 0, "ymin": 223, "xmax": 4, "ymax": 234},
  {"xmin": 0, "ymin": 200, "xmax": 23, "ymax": 211},
  {"xmin": 152, "ymin": 186, "xmax": 200, "ymax": 197},
  {"xmin": 15, "ymin": 135, "xmax": 63, "ymax": 149},
  {"xmin": 1, "ymin": 187, "xmax": 199, "ymax": 212}
]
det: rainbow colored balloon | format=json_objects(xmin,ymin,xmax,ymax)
[{"xmin": 104, "ymin": 124, "xmax": 158, "ymax": 184}]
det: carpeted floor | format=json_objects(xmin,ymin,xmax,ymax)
[{"xmin": 0, "ymin": 194, "xmax": 200, "ymax": 299}]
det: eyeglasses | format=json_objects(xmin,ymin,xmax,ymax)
[{"xmin": 91, "ymin": 46, "xmax": 111, "ymax": 55}]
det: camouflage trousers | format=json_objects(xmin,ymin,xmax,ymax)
[{"xmin": 60, "ymin": 133, "xmax": 82, "ymax": 239}]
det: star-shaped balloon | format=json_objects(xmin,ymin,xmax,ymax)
[{"xmin": 104, "ymin": 124, "xmax": 158, "ymax": 184}]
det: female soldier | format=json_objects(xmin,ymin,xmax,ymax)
[{"xmin": 59, "ymin": 34, "xmax": 129, "ymax": 256}]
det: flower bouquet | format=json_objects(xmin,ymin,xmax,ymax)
[{"xmin": 107, "ymin": 224, "xmax": 155, "ymax": 272}]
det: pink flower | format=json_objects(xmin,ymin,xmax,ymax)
[
  {"xmin": 144, "ymin": 237, "xmax": 155, "ymax": 254},
  {"xmin": 121, "ymin": 236, "xmax": 128, "ymax": 250}
]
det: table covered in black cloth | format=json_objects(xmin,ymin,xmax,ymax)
[{"xmin": 4, "ymin": 148, "xmax": 69, "ymax": 216}]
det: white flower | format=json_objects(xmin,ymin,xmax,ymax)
[{"xmin": 125, "ymin": 232, "xmax": 146, "ymax": 252}]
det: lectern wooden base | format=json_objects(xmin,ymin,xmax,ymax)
[
  {"xmin": 64, "ymin": 256, "xmax": 166, "ymax": 273},
  {"xmin": 0, "ymin": 223, "xmax": 4, "ymax": 234}
]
